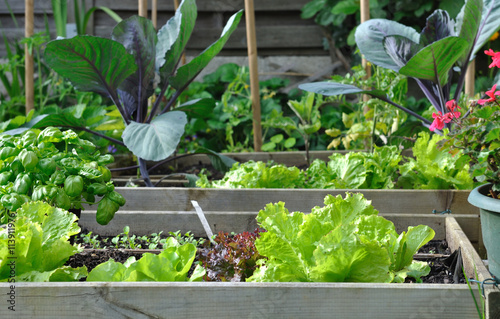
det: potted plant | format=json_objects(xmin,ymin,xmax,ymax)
[{"xmin": 436, "ymin": 50, "xmax": 500, "ymax": 281}]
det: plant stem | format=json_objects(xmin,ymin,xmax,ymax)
[{"xmin": 138, "ymin": 157, "xmax": 153, "ymax": 187}]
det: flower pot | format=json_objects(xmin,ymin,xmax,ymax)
[{"xmin": 468, "ymin": 183, "xmax": 500, "ymax": 282}]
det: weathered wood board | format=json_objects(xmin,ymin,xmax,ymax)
[
  {"xmin": 2, "ymin": 217, "xmax": 497, "ymax": 319},
  {"xmin": 80, "ymin": 187, "xmax": 479, "ymax": 242},
  {"xmin": 0, "ymin": 0, "xmax": 325, "ymax": 56}
]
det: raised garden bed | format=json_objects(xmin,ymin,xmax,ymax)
[
  {"xmin": 80, "ymin": 187, "xmax": 482, "ymax": 249},
  {"xmin": 2, "ymin": 216, "xmax": 498, "ymax": 318}
]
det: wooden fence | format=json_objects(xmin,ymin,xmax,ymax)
[{"xmin": 0, "ymin": 0, "xmax": 326, "ymax": 57}]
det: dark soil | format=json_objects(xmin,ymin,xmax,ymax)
[{"xmin": 66, "ymin": 231, "xmax": 465, "ymax": 284}]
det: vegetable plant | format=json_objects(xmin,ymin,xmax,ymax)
[
  {"xmin": 86, "ymin": 237, "xmax": 205, "ymax": 282},
  {"xmin": 198, "ymin": 230, "xmax": 264, "ymax": 282},
  {"xmin": 0, "ymin": 201, "xmax": 87, "ymax": 282},
  {"xmin": 247, "ymin": 193, "xmax": 435, "ymax": 283},
  {"xmin": 43, "ymin": 0, "xmax": 243, "ymax": 186},
  {"xmin": 0, "ymin": 127, "xmax": 125, "ymax": 225},
  {"xmin": 197, "ymin": 132, "xmax": 472, "ymax": 190},
  {"xmin": 300, "ymin": 0, "xmax": 500, "ymax": 131}
]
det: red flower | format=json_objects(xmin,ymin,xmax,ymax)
[
  {"xmin": 485, "ymin": 49, "xmax": 500, "ymax": 69},
  {"xmin": 477, "ymin": 84, "xmax": 500, "ymax": 105},
  {"xmin": 430, "ymin": 111, "xmax": 451, "ymax": 131},
  {"xmin": 445, "ymin": 100, "xmax": 461, "ymax": 119}
]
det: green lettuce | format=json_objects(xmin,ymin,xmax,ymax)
[
  {"xmin": 197, "ymin": 161, "xmax": 306, "ymax": 189},
  {"xmin": 0, "ymin": 201, "xmax": 87, "ymax": 281},
  {"xmin": 247, "ymin": 193, "xmax": 434, "ymax": 283},
  {"xmin": 87, "ymin": 237, "xmax": 205, "ymax": 281},
  {"xmin": 397, "ymin": 131, "xmax": 474, "ymax": 190}
]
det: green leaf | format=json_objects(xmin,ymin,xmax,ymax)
[
  {"xmin": 472, "ymin": 0, "xmax": 500, "ymax": 58},
  {"xmin": 157, "ymin": 0, "xmax": 197, "ymax": 81},
  {"xmin": 195, "ymin": 147, "xmax": 238, "ymax": 173},
  {"xmin": 455, "ymin": 0, "xmax": 482, "ymax": 66},
  {"xmin": 170, "ymin": 10, "xmax": 243, "ymax": 90},
  {"xmin": 355, "ymin": 19, "xmax": 420, "ymax": 72},
  {"xmin": 112, "ymin": 16, "xmax": 158, "ymax": 113},
  {"xmin": 44, "ymin": 36, "xmax": 137, "ymax": 97},
  {"xmin": 122, "ymin": 111, "xmax": 187, "ymax": 161},
  {"xmin": 299, "ymin": 82, "xmax": 387, "ymax": 99},
  {"xmin": 399, "ymin": 37, "xmax": 469, "ymax": 87}
]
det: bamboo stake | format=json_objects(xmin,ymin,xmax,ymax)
[
  {"xmin": 360, "ymin": 0, "xmax": 371, "ymax": 104},
  {"xmin": 245, "ymin": 0, "xmax": 262, "ymax": 151},
  {"xmin": 138, "ymin": 0, "xmax": 148, "ymax": 18},
  {"xmin": 152, "ymin": 0, "xmax": 157, "ymax": 28},
  {"xmin": 25, "ymin": 0, "xmax": 34, "ymax": 115},
  {"xmin": 465, "ymin": 60, "xmax": 475, "ymax": 98}
]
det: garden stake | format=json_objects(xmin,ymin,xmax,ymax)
[
  {"xmin": 244, "ymin": 0, "xmax": 263, "ymax": 151},
  {"xmin": 138, "ymin": 0, "xmax": 147, "ymax": 18},
  {"xmin": 25, "ymin": 0, "xmax": 34, "ymax": 114},
  {"xmin": 191, "ymin": 200, "xmax": 215, "ymax": 243}
]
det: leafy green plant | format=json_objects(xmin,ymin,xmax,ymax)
[
  {"xmin": 42, "ymin": 0, "xmax": 243, "ymax": 186},
  {"xmin": 286, "ymin": 92, "xmax": 322, "ymax": 164},
  {"xmin": 198, "ymin": 230, "xmax": 264, "ymax": 282},
  {"xmin": 398, "ymin": 131, "xmax": 474, "ymax": 190},
  {"xmin": 0, "ymin": 201, "xmax": 87, "ymax": 282},
  {"xmin": 197, "ymin": 161, "xmax": 306, "ymax": 189},
  {"xmin": 86, "ymin": 237, "xmax": 205, "ymax": 282},
  {"xmin": 51, "ymin": 0, "xmax": 122, "ymax": 37},
  {"xmin": 0, "ymin": 126, "xmax": 125, "ymax": 225},
  {"xmin": 306, "ymin": 145, "xmax": 402, "ymax": 189},
  {"xmin": 247, "ymin": 193, "xmax": 435, "ymax": 283},
  {"xmin": 197, "ymin": 133, "xmax": 474, "ymax": 190},
  {"xmin": 300, "ymin": 0, "xmax": 500, "ymax": 131},
  {"xmin": 300, "ymin": 0, "xmax": 460, "ymax": 66}
]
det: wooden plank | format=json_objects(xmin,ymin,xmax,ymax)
[
  {"xmin": 446, "ymin": 217, "xmax": 500, "ymax": 319},
  {"xmin": 89, "ymin": 0, "xmax": 311, "ymax": 12},
  {"xmin": 2, "ymin": 281, "xmax": 481, "ymax": 319},
  {"xmin": 88, "ymin": 187, "xmax": 474, "ymax": 215},
  {"xmin": 94, "ymin": 25, "xmax": 324, "ymax": 49},
  {"xmin": 79, "ymin": 209, "xmax": 479, "ymax": 244}
]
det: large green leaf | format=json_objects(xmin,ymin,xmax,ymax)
[
  {"xmin": 112, "ymin": 16, "xmax": 158, "ymax": 114},
  {"xmin": 299, "ymin": 82, "xmax": 387, "ymax": 99},
  {"xmin": 399, "ymin": 37, "xmax": 469, "ymax": 87},
  {"xmin": 455, "ymin": 0, "xmax": 482, "ymax": 66},
  {"xmin": 170, "ymin": 10, "xmax": 243, "ymax": 90},
  {"xmin": 2, "ymin": 114, "xmax": 83, "ymax": 136},
  {"xmin": 355, "ymin": 19, "xmax": 420, "ymax": 72},
  {"xmin": 122, "ymin": 111, "xmax": 187, "ymax": 161},
  {"xmin": 473, "ymin": 0, "xmax": 500, "ymax": 58},
  {"xmin": 44, "ymin": 36, "xmax": 137, "ymax": 97},
  {"xmin": 157, "ymin": 0, "xmax": 197, "ymax": 82}
]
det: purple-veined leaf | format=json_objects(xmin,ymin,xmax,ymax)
[
  {"xmin": 112, "ymin": 16, "xmax": 157, "ymax": 117},
  {"xmin": 157, "ymin": 0, "xmax": 197, "ymax": 83},
  {"xmin": 122, "ymin": 111, "xmax": 187, "ymax": 161},
  {"xmin": 399, "ymin": 37, "xmax": 468, "ymax": 87},
  {"xmin": 355, "ymin": 19, "xmax": 420, "ymax": 72},
  {"xmin": 383, "ymin": 35, "xmax": 421, "ymax": 68},
  {"xmin": 455, "ymin": 0, "xmax": 482, "ymax": 66},
  {"xmin": 419, "ymin": 10, "xmax": 455, "ymax": 47},
  {"xmin": 472, "ymin": 0, "xmax": 500, "ymax": 58},
  {"xmin": 299, "ymin": 82, "xmax": 387, "ymax": 99},
  {"xmin": 170, "ymin": 10, "xmax": 243, "ymax": 90},
  {"xmin": 44, "ymin": 36, "xmax": 137, "ymax": 98}
]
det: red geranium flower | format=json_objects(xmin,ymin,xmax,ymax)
[
  {"xmin": 485, "ymin": 49, "xmax": 500, "ymax": 69},
  {"xmin": 429, "ymin": 111, "xmax": 451, "ymax": 131},
  {"xmin": 477, "ymin": 84, "xmax": 500, "ymax": 105}
]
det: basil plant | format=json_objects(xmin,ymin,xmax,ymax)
[
  {"xmin": 44, "ymin": 0, "xmax": 242, "ymax": 186},
  {"xmin": 0, "ymin": 127, "xmax": 125, "ymax": 225},
  {"xmin": 300, "ymin": 0, "xmax": 500, "ymax": 130}
]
